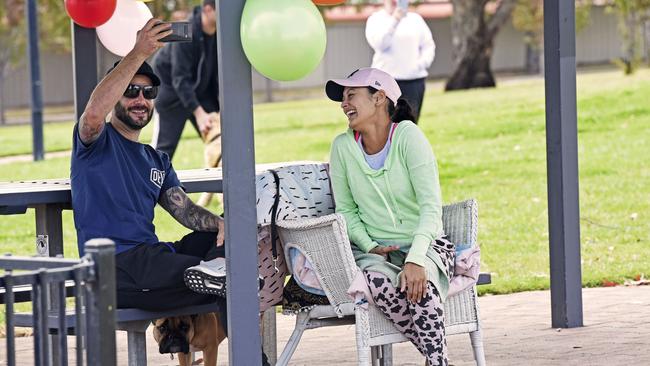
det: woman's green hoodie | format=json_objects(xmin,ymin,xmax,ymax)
[{"xmin": 330, "ymin": 121, "xmax": 448, "ymax": 295}]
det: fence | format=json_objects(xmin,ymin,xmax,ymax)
[{"xmin": 0, "ymin": 239, "xmax": 116, "ymax": 366}]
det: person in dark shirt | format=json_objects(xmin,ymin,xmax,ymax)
[
  {"xmin": 71, "ymin": 18, "xmax": 226, "ymax": 312},
  {"xmin": 152, "ymin": 0, "xmax": 220, "ymax": 160},
  {"xmin": 71, "ymin": 18, "xmax": 272, "ymax": 366}
]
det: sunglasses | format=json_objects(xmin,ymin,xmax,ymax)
[{"xmin": 123, "ymin": 84, "xmax": 158, "ymax": 99}]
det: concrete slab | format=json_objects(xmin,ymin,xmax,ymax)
[{"xmin": 2, "ymin": 286, "xmax": 649, "ymax": 365}]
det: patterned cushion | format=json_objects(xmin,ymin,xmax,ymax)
[
  {"xmin": 255, "ymin": 163, "xmax": 334, "ymax": 225},
  {"xmin": 256, "ymin": 163, "xmax": 334, "ymax": 311}
]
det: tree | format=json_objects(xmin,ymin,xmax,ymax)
[
  {"xmin": 445, "ymin": 0, "xmax": 517, "ymax": 91},
  {"xmin": 511, "ymin": 0, "xmax": 591, "ymax": 75},
  {"xmin": 609, "ymin": 0, "xmax": 650, "ymax": 74},
  {"xmin": 0, "ymin": 0, "xmax": 71, "ymax": 125}
]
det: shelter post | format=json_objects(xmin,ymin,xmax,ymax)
[
  {"xmin": 71, "ymin": 23, "xmax": 98, "ymax": 123},
  {"xmin": 216, "ymin": 0, "xmax": 263, "ymax": 364},
  {"xmin": 26, "ymin": 0, "xmax": 44, "ymax": 161},
  {"xmin": 543, "ymin": 0, "xmax": 583, "ymax": 328}
]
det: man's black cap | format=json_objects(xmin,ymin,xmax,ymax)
[{"xmin": 106, "ymin": 60, "xmax": 161, "ymax": 86}]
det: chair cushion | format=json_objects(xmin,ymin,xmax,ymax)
[
  {"xmin": 255, "ymin": 163, "xmax": 334, "ymax": 225},
  {"xmin": 287, "ymin": 246, "xmax": 326, "ymax": 296}
]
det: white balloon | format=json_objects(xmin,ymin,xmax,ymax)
[{"xmin": 97, "ymin": 0, "xmax": 152, "ymax": 57}]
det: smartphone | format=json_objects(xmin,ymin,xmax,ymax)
[
  {"xmin": 159, "ymin": 21, "xmax": 192, "ymax": 42},
  {"xmin": 397, "ymin": 0, "xmax": 409, "ymax": 11}
]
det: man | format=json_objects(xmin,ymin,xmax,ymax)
[
  {"xmin": 365, "ymin": 0, "xmax": 435, "ymax": 123},
  {"xmin": 152, "ymin": 0, "xmax": 220, "ymax": 160},
  {"xmin": 71, "ymin": 19, "xmax": 227, "ymax": 312}
]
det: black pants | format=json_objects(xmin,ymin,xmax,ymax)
[
  {"xmin": 153, "ymin": 103, "xmax": 202, "ymax": 160},
  {"xmin": 396, "ymin": 78, "xmax": 426, "ymax": 124},
  {"xmin": 115, "ymin": 231, "xmax": 228, "ymax": 331}
]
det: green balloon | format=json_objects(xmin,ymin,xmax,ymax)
[{"xmin": 241, "ymin": 0, "xmax": 327, "ymax": 82}]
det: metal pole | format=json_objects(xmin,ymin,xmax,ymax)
[
  {"xmin": 543, "ymin": 0, "xmax": 583, "ymax": 328},
  {"xmin": 26, "ymin": 0, "xmax": 44, "ymax": 161},
  {"xmin": 85, "ymin": 239, "xmax": 117, "ymax": 365},
  {"xmin": 216, "ymin": 0, "xmax": 262, "ymax": 364},
  {"xmin": 72, "ymin": 23, "xmax": 98, "ymax": 122},
  {"xmin": 5, "ymin": 272, "xmax": 16, "ymax": 366},
  {"xmin": 265, "ymin": 77, "xmax": 274, "ymax": 103}
]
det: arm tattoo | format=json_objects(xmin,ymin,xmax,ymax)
[
  {"xmin": 79, "ymin": 116, "xmax": 104, "ymax": 145},
  {"xmin": 159, "ymin": 187, "xmax": 222, "ymax": 232}
]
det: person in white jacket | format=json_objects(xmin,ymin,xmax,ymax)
[{"xmin": 365, "ymin": 0, "xmax": 435, "ymax": 123}]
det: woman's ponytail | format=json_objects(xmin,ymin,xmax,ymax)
[
  {"xmin": 388, "ymin": 98, "xmax": 416, "ymax": 123},
  {"xmin": 367, "ymin": 87, "xmax": 416, "ymax": 123}
]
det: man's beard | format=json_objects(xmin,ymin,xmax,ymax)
[{"xmin": 114, "ymin": 102, "xmax": 153, "ymax": 130}]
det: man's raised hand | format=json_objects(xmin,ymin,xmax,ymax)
[{"xmin": 132, "ymin": 19, "xmax": 172, "ymax": 58}]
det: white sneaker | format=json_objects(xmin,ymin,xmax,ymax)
[
  {"xmin": 184, "ymin": 258, "xmax": 265, "ymax": 298},
  {"xmin": 184, "ymin": 258, "xmax": 228, "ymax": 297}
]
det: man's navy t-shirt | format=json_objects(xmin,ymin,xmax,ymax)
[{"xmin": 71, "ymin": 123, "xmax": 181, "ymax": 256}]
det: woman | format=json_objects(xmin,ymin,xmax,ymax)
[
  {"xmin": 365, "ymin": 0, "xmax": 435, "ymax": 123},
  {"xmin": 326, "ymin": 68, "xmax": 454, "ymax": 366}
]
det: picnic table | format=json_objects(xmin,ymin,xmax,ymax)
[
  {"xmin": 0, "ymin": 161, "xmax": 319, "ymax": 258},
  {"xmin": 0, "ymin": 161, "xmax": 322, "ymax": 365}
]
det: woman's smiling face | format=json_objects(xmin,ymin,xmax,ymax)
[{"xmin": 340, "ymin": 87, "xmax": 380, "ymax": 130}]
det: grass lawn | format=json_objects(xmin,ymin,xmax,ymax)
[{"xmin": 0, "ymin": 69, "xmax": 648, "ymax": 297}]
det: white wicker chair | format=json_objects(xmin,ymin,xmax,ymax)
[{"xmin": 275, "ymin": 199, "xmax": 485, "ymax": 366}]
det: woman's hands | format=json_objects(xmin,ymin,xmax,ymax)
[
  {"xmin": 400, "ymin": 262, "xmax": 427, "ymax": 303},
  {"xmin": 370, "ymin": 245, "xmax": 428, "ymax": 303},
  {"xmin": 369, "ymin": 245, "xmax": 400, "ymax": 258}
]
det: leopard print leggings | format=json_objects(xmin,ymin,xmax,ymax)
[{"xmin": 364, "ymin": 237, "xmax": 455, "ymax": 366}]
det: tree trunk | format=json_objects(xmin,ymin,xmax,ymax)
[
  {"xmin": 623, "ymin": 10, "xmax": 638, "ymax": 74},
  {"xmin": 445, "ymin": 32, "xmax": 496, "ymax": 90},
  {"xmin": 446, "ymin": 0, "xmax": 517, "ymax": 91}
]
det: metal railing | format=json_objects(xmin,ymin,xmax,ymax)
[{"xmin": 0, "ymin": 239, "xmax": 116, "ymax": 366}]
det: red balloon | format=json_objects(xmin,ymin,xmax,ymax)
[
  {"xmin": 312, "ymin": 0, "xmax": 345, "ymax": 5},
  {"xmin": 65, "ymin": 0, "xmax": 117, "ymax": 28}
]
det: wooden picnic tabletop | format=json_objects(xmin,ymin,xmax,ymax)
[{"xmin": 0, "ymin": 161, "xmax": 322, "ymax": 208}]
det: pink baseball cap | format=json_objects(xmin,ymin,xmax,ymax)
[{"xmin": 326, "ymin": 67, "xmax": 402, "ymax": 104}]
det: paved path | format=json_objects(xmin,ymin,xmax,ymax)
[
  {"xmin": 0, "ymin": 150, "xmax": 71, "ymax": 165},
  {"xmin": 2, "ymin": 286, "xmax": 649, "ymax": 365}
]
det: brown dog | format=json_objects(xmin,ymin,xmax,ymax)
[
  {"xmin": 197, "ymin": 112, "xmax": 222, "ymax": 208},
  {"xmin": 152, "ymin": 313, "xmax": 226, "ymax": 366}
]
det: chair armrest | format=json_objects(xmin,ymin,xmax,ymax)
[
  {"xmin": 277, "ymin": 214, "xmax": 358, "ymax": 315},
  {"xmin": 477, "ymin": 273, "xmax": 491, "ymax": 285}
]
